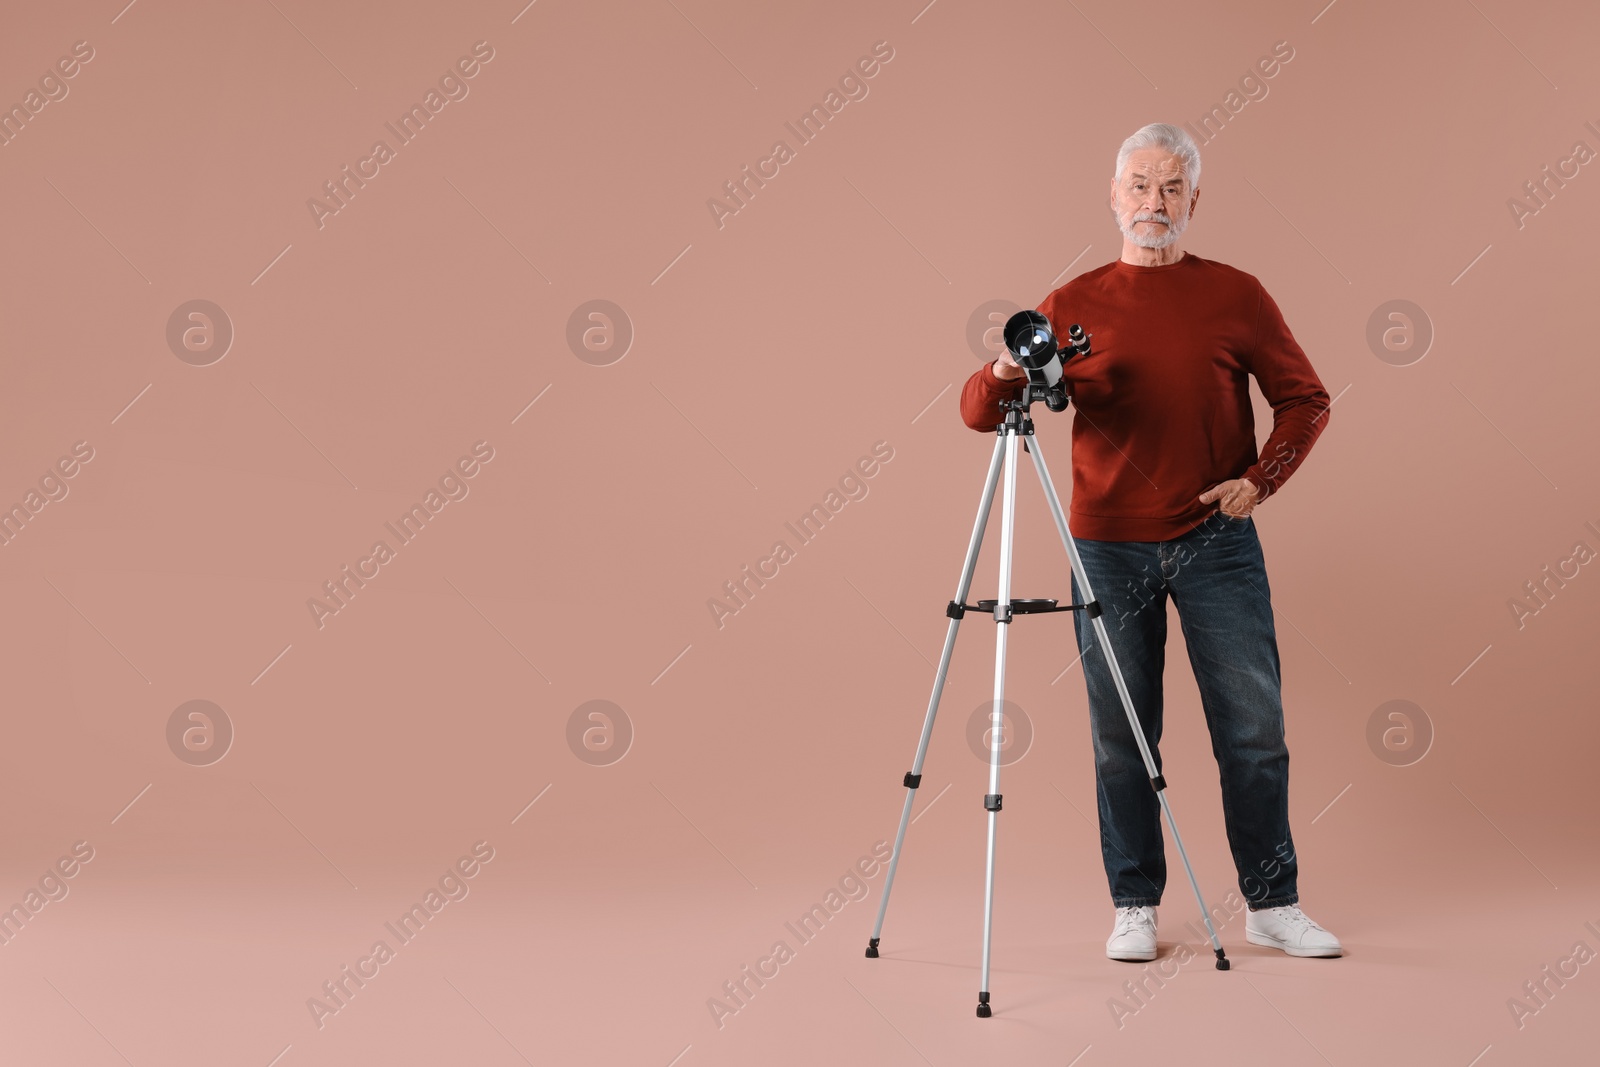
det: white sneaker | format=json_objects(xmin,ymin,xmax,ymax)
[
  {"xmin": 1106, "ymin": 905, "xmax": 1158, "ymax": 961},
  {"xmin": 1245, "ymin": 904, "xmax": 1343, "ymax": 957}
]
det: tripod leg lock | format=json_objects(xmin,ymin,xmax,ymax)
[
  {"xmin": 1149, "ymin": 774, "xmax": 1167, "ymax": 791},
  {"xmin": 946, "ymin": 600, "xmax": 966, "ymax": 620},
  {"xmin": 1085, "ymin": 599, "xmax": 1103, "ymax": 619},
  {"xmin": 903, "ymin": 772, "xmax": 922, "ymax": 789},
  {"xmin": 984, "ymin": 793, "xmax": 1003, "ymax": 812}
]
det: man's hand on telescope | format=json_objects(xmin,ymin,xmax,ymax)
[
  {"xmin": 992, "ymin": 354, "xmax": 1026, "ymax": 381},
  {"xmin": 1198, "ymin": 478, "xmax": 1261, "ymax": 519}
]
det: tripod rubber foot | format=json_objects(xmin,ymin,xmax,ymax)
[
  {"xmin": 865, "ymin": 937, "xmax": 880, "ymax": 959},
  {"xmin": 976, "ymin": 992, "xmax": 991, "ymax": 1018},
  {"xmin": 1215, "ymin": 948, "xmax": 1230, "ymax": 970}
]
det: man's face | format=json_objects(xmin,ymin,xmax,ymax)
[{"xmin": 1110, "ymin": 148, "xmax": 1197, "ymax": 250}]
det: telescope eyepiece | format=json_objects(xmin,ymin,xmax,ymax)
[{"xmin": 1066, "ymin": 323, "xmax": 1091, "ymax": 357}]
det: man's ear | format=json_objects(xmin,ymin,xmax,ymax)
[{"xmin": 1189, "ymin": 187, "xmax": 1201, "ymax": 219}]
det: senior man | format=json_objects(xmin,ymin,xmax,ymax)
[{"xmin": 959, "ymin": 123, "xmax": 1341, "ymax": 962}]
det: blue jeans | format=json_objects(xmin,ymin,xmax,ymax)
[{"xmin": 1068, "ymin": 508, "xmax": 1299, "ymax": 912}]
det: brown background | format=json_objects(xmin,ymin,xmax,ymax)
[{"xmin": 0, "ymin": 0, "xmax": 1596, "ymax": 1064}]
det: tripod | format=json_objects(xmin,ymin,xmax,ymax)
[{"xmin": 864, "ymin": 393, "xmax": 1231, "ymax": 1018}]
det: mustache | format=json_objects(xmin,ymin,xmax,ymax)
[{"xmin": 1133, "ymin": 211, "xmax": 1171, "ymax": 223}]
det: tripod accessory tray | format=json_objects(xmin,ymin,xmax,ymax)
[{"xmin": 945, "ymin": 597, "xmax": 1103, "ymax": 622}]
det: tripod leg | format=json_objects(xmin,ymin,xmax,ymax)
[
  {"xmin": 867, "ymin": 434, "xmax": 1007, "ymax": 960},
  {"xmin": 1024, "ymin": 433, "xmax": 1231, "ymax": 971},
  {"xmin": 977, "ymin": 429, "xmax": 1020, "ymax": 1017}
]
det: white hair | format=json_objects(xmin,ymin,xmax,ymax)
[{"xmin": 1113, "ymin": 123, "xmax": 1201, "ymax": 191}]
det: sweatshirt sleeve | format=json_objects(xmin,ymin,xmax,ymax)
[
  {"xmin": 1242, "ymin": 283, "xmax": 1331, "ymax": 499},
  {"xmin": 959, "ymin": 361, "xmax": 1025, "ymax": 432}
]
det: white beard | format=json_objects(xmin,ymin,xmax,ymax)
[{"xmin": 1119, "ymin": 206, "xmax": 1189, "ymax": 250}]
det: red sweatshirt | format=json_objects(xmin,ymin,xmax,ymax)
[{"xmin": 960, "ymin": 251, "xmax": 1330, "ymax": 541}]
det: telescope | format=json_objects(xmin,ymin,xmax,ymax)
[
  {"xmin": 1000, "ymin": 310, "xmax": 1091, "ymax": 412},
  {"xmin": 864, "ymin": 303, "xmax": 1236, "ymax": 1018}
]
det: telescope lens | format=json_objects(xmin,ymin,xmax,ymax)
[{"xmin": 1003, "ymin": 310, "xmax": 1058, "ymax": 369}]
